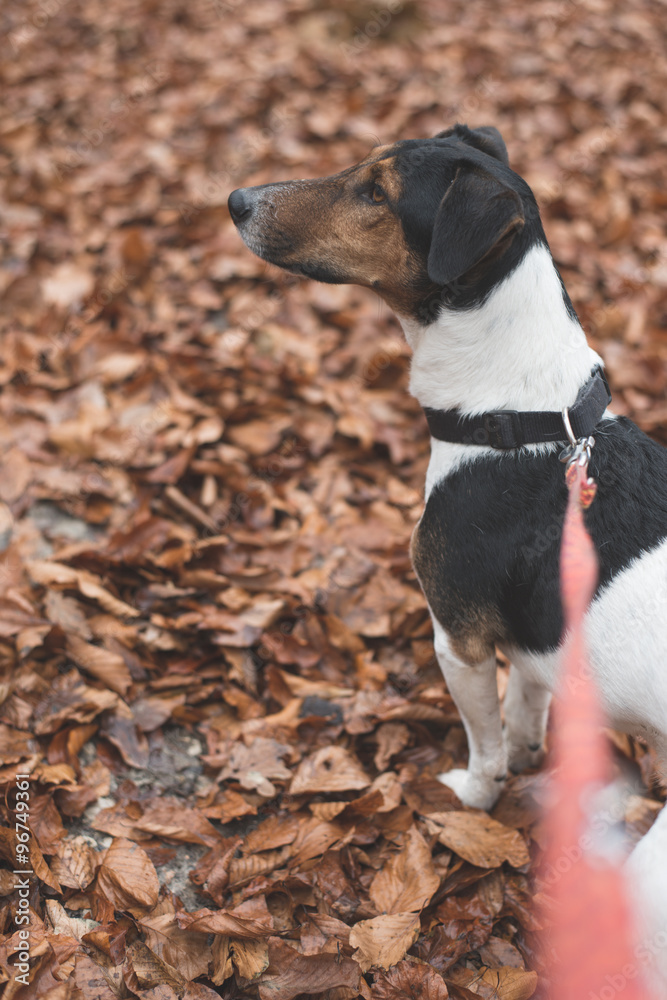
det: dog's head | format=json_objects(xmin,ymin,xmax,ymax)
[{"xmin": 228, "ymin": 124, "xmax": 544, "ymax": 323}]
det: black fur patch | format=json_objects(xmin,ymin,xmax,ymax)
[
  {"xmin": 412, "ymin": 417, "xmax": 667, "ymax": 656},
  {"xmin": 385, "ymin": 138, "xmax": 549, "ymax": 315}
]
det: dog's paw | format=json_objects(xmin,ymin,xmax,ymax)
[
  {"xmin": 437, "ymin": 768, "xmax": 504, "ymax": 811},
  {"xmin": 507, "ymin": 740, "xmax": 545, "ymax": 774}
]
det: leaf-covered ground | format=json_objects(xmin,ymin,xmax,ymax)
[{"xmin": 1, "ymin": 0, "xmax": 666, "ymax": 997}]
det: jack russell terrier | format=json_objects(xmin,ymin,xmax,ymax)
[{"xmin": 228, "ymin": 124, "xmax": 667, "ymax": 960}]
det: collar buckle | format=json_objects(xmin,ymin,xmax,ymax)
[{"xmin": 485, "ymin": 410, "xmax": 523, "ymax": 449}]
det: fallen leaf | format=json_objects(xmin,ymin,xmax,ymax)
[
  {"xmin": 232, "ymin": 938, "xmax": 270, "ymax": 979},
  {"xmin": 96, "ymin": 838, "xmax": 159, "ymax": 915},
  {"xmin": 65, "ymin": 635, "xmax": 134, "ymax": 696},
  {"xmin": 427, "ymin": 812, "xmax": 530, "ymax": 869},
  {"xmin": 370, "ymin": 825, "xmax": 440, "ymax": 913},
  {"xmin": 219, "ymin": 737, "xmax": 293, "ymax": 797},
  {"xmin": 372, "ymin": 960, "xmax": 449, "ymax": 999},
  {"xmin": 446, "ymin": 966, "xmax": 537, "ymax": 999},
  {"xmin": 374, "ymin": 722, "xmax": 411, "ymax": 771},
  {"xmin": 350, "ymin": 913, "xmax": 421, "ymax": 972},
  {"xmin": 51, "ymin": 836, "xmax": 97, "ymax": 890},
  {"xmin": 290, "ymin": 745, "xmax": 370, "ymax": 795},
  {"xmin": 179, "ymin": 897, "xmax": 274, "ymax": 938},
  {"xmin": 257, "ymin": 938, "xmax": 360, "ymax": 1000},
  {"xmin": 42, "ymin": 261, "xmax": 94, "ymax": 307},
  {"xmin": 140, "ymin": 911, "xmax": 211, "ymax": 981}
]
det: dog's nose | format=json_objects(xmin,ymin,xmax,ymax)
[{"xmin": 228, "ymin": 188, "xmax": 253, "ymax": 225}]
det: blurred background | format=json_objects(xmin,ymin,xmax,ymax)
[{"xmin": 0, "ymin": 1, "xmax": 666, "ymax": 996}]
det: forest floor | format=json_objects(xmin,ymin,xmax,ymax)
[{"xmin": 1, "ymin": 0, "xmax": 666, "ymax": 997}]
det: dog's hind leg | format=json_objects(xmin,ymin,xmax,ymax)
[
  {"xmin": 503, "ymin": 665, "xmax": 551, "ymax": 773},
  {"xmin": 432, "ymin": 618, "xmax": 507, "ymax": 811}
]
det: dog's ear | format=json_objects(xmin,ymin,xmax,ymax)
[
  {"xmin": 435, "ymin": 124, "xmax": 509, "ymax": 166},
  {"xmin": 427, "ymin": 164, "xmax": 525, "ymax": 286}
]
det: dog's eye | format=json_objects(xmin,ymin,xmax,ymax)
[{"xmin": 370, "ymin": 184, "xmax": 386, "ymax": 204}]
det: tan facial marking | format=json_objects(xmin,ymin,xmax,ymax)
[{"xmin": 246, "ymin": 148, "xmax": 435, "ymax": 319}]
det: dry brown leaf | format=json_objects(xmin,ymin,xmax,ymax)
[
  {"xmin": 28, "ymin": 561, "xmax": 140, "ymax": 618},
  {"xmin": 368, "ymin": 771, "xmax": 404, "ymax": 812},
  {"xmin": 201, "ymin": 788, "xmax": 257, "ymax": 824},
  {"xmin": 66, "ymin": 635, "xmax": 133, "ymax": 696},
  {"xmin": 257, "ymin": 938, "xmax": 360, "ymax": 1000},
  {"xmin": 231, "ymin": 938, "xmax": 270, "ymax": 979},
  {"xmin": 228, "ymin": 847, "xmax": 291, "ymax": 888},
  {"xmin": 132, "ymin": 797, "xmax": 222, "ymax": 847},
  {"xmin": 309, "ymin": 801, "xmax": 348, "ymax": 821},
  {"xmin": 0, "ymin": 448, "xmax": 31, "ymax": 503},
  {"xmin": 370, "ymin": 826, "xmax": 440, "ymax": 914},
  {"xmin": 42, "ymin": 261, "xmax": 94, "ymax": 307},
  {"xmin": 428, "ymin": 812, "xmax": 530, "ymax": 869},
  {"xmin": 374, "ymin": 722, "xmax": 411, "ymax": 771},
  {"xmin": 32, "ymin": 670, "xmax": 119, "ymax": 734},
  {"xmin": 241, "ymin": 814, "xmax": 300, "ymax": 854},
  {"xmin": 349, "ymin": 913, "xmax": 421, "ymax": 972},
  {"xmin": 139, "ymin": 912, "xmax": 211, "ymax": 981},
  {"xmin": 126, "ymin": 940, "xmax": 185, "ymax": 992},
  {"xmin": 219, "ymin": 737, "xmax": 293, "ymax": 797},
  {"xmin": 290, "ymin": 816, "xmax": 347, "ymax": 864},
  {"xmin": 290, "ymin": 745, "xmax": 370, "ymax": 795},
  {"xmin": 51, "ymin": 836, "xmax": 97, "ymax": 890},
  {"xmin": 96, "ymin": 838, "xmax": 159, "ymax": 915},
  {"xmin": 0, "ymin": 724, "xmax": 37, "ymax": 763},
  {"xmin": 479, "ymin": 937, "xmax": 526, "ymax": 970},
  {"xmin": 179, "ymin": 897, "xmax": 274, "ymax": 939},
  {"xmin": 210, "ymin": 935, "xmax": 233, "ymax": 986},
  {"xmin": 91, "ymin": 801, "xmax": 153, "ymax": 842},
  {"xmin": 45, "ymin": 898, "xmax": 98, "ymax": 941},
  {"xmin": 300, "ymin": 913, "xmax": 352, "ymax": 955},
  {"xmin": 277, "ymin": 670, "xmax": 354, "ymax": 700},
  {"xmin": 74, "ymin": 953, "xmax": 122, "ymax": 1000},
  {"xmin": 446, "ymin": 966, "xmax": 537, "ymax": 999},
  {"xmin": 227, "ymin": 418, "xmax": 290, "ymax": 455},
  {"xmin": 372, "ymin": 960, "xmax": 449, "ymax": 999}
]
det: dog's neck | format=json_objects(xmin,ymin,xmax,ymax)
[{"xmin": 401, "ymin": 244, "xmax": 601, "ymax": 416}]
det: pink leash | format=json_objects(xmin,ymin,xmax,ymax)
[{"xmin": 539, "ymin": 443, "xmax": 648, "ymax": 997}]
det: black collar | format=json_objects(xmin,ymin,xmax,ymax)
[{"xmin": 423, "ymin": 368, "xmax": 612, "ymax": 450}]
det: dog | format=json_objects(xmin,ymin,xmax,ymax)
[{"xmin": 228, "ymin": 124, "xmax": 667, "ymax": 963}]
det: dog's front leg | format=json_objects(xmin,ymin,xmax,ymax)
[{"xmin": 432, "ymin": 618, "xmax": 507, "ymax": 811}]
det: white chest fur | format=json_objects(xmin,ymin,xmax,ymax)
[{"xmin": 401, "ymin": 244, "xmax": 605, "ymax": 496}]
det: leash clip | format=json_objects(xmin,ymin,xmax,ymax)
[
  {"xmin": 559, "ymin": 435, "xmax": 595, "ymax": 470},
  {"xmin": 559, "ymin": 407, "xmax": 598, "ymax": 507},
  {"xmin": 559, "ymin": 406, "xmax": 595, "ymax": 469}
]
